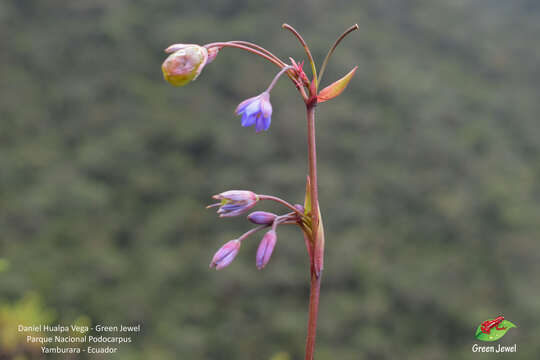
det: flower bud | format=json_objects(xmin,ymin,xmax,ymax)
[
  {"xmin": 210, "ymin": 239, "xmax": 241, "ymax": 270},
  {"xmin": 256, "ymin": 230, "xmax": 277, "ymax": 270},
  {"xmin": 247, "ymin": 211, "xmax": 277, "ymax": 225},
  {"xmin": 162, "ymin": 44, "xmax": 208, "ymax": 86}
]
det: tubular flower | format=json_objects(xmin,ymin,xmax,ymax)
[
  {"xmin": 256, "ymin": 230, "xmax": 277, "ymax": 270},
  {"xmin": 208, "ymin": 190, "xmax": 259, "ymax": 217},
  {"xmin": 162, "ymin": 44, "xmax": 209, "ymax": 86},
  {"xmin": 235, "ymin": 92, "xmax": 273, "ymax": 132},
  {"xmin": 210, "ymin": 239, "xmax": 241, "ymax": 270}
]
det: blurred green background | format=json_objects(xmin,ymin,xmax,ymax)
[{"xmin": 1, "ymin": 0, "xmax": 540, "ymax": 359}]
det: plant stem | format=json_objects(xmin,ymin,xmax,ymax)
[
  {"xmin": 258, "ymin": 195, "xmax": 304, "ymax": 216},
  {"xmin": 281, "ymin": 24, "xmax": 318, "ymax": 92},
  {"xmin": 266, "ymin": 66, "xmax": 293, "ymax": 93},
  {"xmin": 305, "ymin": 271, "xmax": 321, "ymax": 360},
  {"xmin": 305, "ymin": 104, "xmax": 321, "ymax": 360},
  {"xmin": 204, "ymin": 42, "xmax": 308, "ymax": 101},
  {"xmin": 238, "ymin": 224, "xmax": 269, "ymax": 242},
  {"xmin": 229, "ymin": 41, "xmax": 287, "ymax": 67},
  {"xmin": 318, "ymin": 24, "xmax": 359, "ymax": 87},
  {"xmin": 203, "ymin": 42, "xmax": 285, "ymax": 69}
]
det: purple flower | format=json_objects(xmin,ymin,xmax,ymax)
[
  {"xmin": 208, "ymin": 190, "xmax": 259, "ymax": 217},
  {"xmin": 247, "ymin": 211, "xmax": 277, "ymax": 225},
  {"xmin": 256, "ymin": 230, "xmax": 277, "ymax": 270},
  {"xmin": 235, "ymin": 92, "xmax": 273, "ymax": 132},
  {"xmin": 210, "ymin": 239, "xmax": 241, "ymax": 270}
]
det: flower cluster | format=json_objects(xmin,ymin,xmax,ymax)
[{"xmin": 207, "ymin": 190, "xmax": 303, "ymax": 270}]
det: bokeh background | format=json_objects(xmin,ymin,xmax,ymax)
[{"xmin": 2, "ymin": 1, "xmax": 540, "ymax": 359}]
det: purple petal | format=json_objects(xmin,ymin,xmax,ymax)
[
  {"xmin": 241, "ymin": 113, "xmax": 256, "ymax": 127},
  {"xmin": 259, "ymin": 93, "xmax": 272, "ymax": 118},
  {"xmin": 215, "ymin": 249, "xmax": 239, "ymax": 270},
  {"xmin": 243, "ymin": 99, "xmax": 262, "ymax": 117},
  {"xmin": 210, "ymin": 239, "xmax": 241, "ymax": 269},
  {"xmin": 262, "ymin": 116, "xmax": 271, "ymax": 131},
  {"xmin": 255, "ymin": 115, "xmax": 271, "ymax": 132},
  {"xmin": 219, "ymin": 190, "xmax": 257, "ymax": 202},
  {"xmin": 235, "ymin": 95, "xmax": 258, "ymax": 114},
  {"xmin": 256, "ymin": 230, "xmax": 277, "ymax": 269},
  {"xmin": 255, "ymin": 116, "xmax": 265, "ymax": 132}
]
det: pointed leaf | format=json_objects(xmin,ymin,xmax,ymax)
[
  {"xmin": 317, "ymin": 66, "xmax": 357, "ymax": 103},
  {"xmin": 475, "ymin": 320, "xmax": 517, "ymax": 342},
  {"xmin": 313, "ymin": 206, "xmax": 325, "ymax": 277},
  {"xmin": 303, "ymin": 176, "xmax": 312, "ymax": 218}
]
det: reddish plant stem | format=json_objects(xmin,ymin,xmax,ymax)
[
  {"xmin": 305, "ymin": 271, "xmax": 321, "ymax": 360},
  {"xmin": 258, "ymin": 195, "xmax": 304, "ymax": 216},
  {"xmin": 282, "ymin": 24, "xmax": 318, "ymax": 92},
  {"xmin": 229, "ymin": 41, "xmax": 287, "ymax": 67},
  {"xmin": 203, "ymin": 42, "xmax": 285, "ymax": 69},
  {"xmin": 305, "ymin": 104, "xmax": 321, "ymax": 360}
]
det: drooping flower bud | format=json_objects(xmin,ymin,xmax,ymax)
[
  {"xmin": 256, "ymin": 230, "xmax": 277, "ymax": 270},
  {"xmin": 209, "ymin": 239, "xmax": 241, "ymax": 270},
  {"xmin": 247, "ymin": 211, "xmax": 277, "ymax": 225},
  {"xmin": 208, "ymin": 190, "xmax": 259, "ymax": 217},
  {"xmin": 162, "ymin": 44, "xmax": 209, "ymax": 86}
]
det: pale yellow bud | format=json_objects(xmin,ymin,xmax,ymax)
[{"xmin": 161, "ymin": 45, "xmax": 208, "ymax": 86}]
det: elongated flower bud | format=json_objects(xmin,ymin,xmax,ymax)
[
  {"xmin": 210, "ymin": 239, "xmax": 241, "ymax": 270},
  {"xmin": 162, "ymin": 44, "xmax": 208, "ymax": 86},
  {"xmin": 256, "ymin": 230, "xmax": 277, "ymax": 270},
  {"xmin": 247, "ymin": 211, "xmax": 277, "ymax": 225}
]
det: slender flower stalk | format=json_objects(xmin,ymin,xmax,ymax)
[
  {"xmin": 258, "ymin": 194, "xmax": 305, "ymax": 216},
  {"xmin": 162, "ymin": 23, "xmax": 358, "ymax": 360},
  {"xmin": 318, "ymin": 24, "xmax": 359, "ymax": 86},
  {"xmin": 282, "ymin": 24, "xmax": 318, "ymax": 92},
  {"xmin": 203, "ymin": 41, "xmax": 285, "ymax": 69}
]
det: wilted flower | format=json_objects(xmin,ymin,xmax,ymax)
[
  {"xmin": 256, "ymin": 230, "xmax": 277, "ymax": 270},
  {"xmin": 210, "ymin": 239, "xmax": 241, "ymax": 270},
  {"xmin": 235, "ymin": 92, "xmax": 273, "ymax": 132},
  {"xmin": 162, "ymin": 44, "xmax": 209, "ymax": 86},
  {"xmin": 247, "ymin": 211, "xmax": 277, "ymax": 225},
  {"xmin": 208, "ymin": 190, "xmax": 259, "ymax": 217}
]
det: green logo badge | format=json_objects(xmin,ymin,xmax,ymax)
[{"xmin": 475, "ymin": 315, "xmax": 516, "ymax": 342}]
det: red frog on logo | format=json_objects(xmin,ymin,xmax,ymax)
[{"xmin": 480, "ymin": 315, "xmax": 506, "ymax": 334}]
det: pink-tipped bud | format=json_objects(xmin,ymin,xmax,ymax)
[
  {"xmin": 247, "ymin": 211, "xmax": 277, "ymax": 225},
  {"xmin": 256, "ymin": 230, "xmax": 277, "ymax": 270},
  {"xmin": 210, "ymin": 239, "xmax": 241, "ymax": 270}
]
